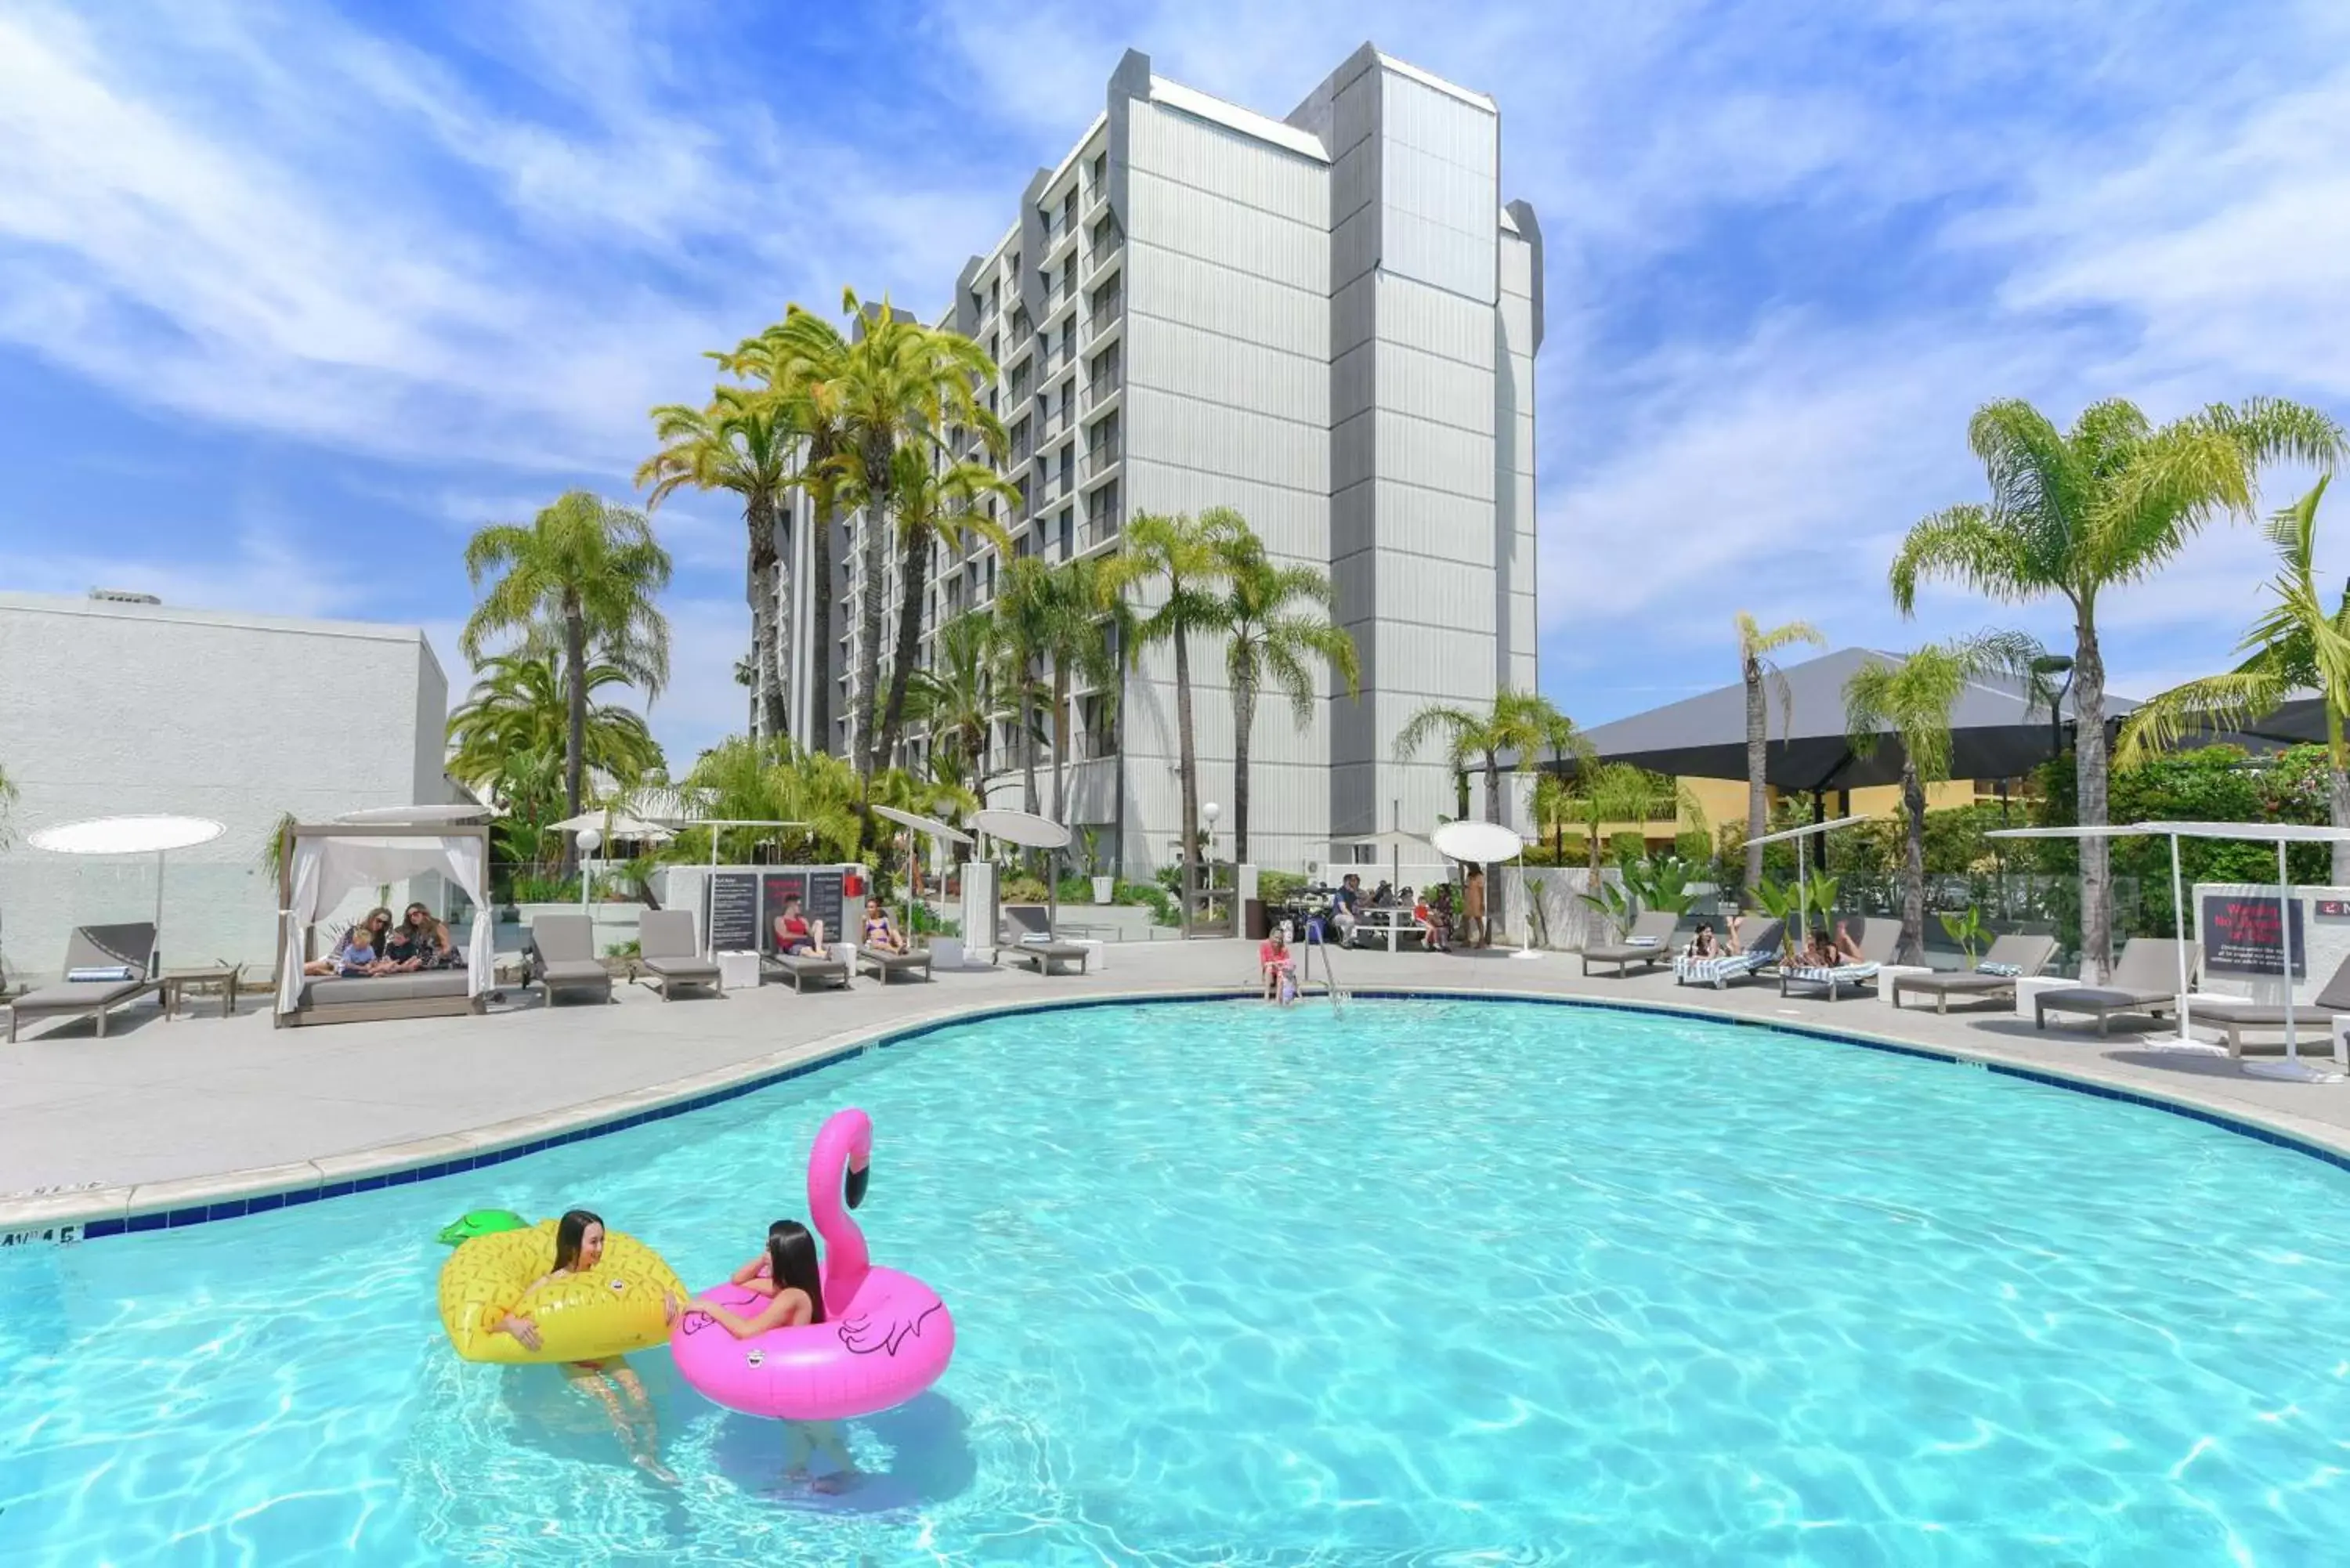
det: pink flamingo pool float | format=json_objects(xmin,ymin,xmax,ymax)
[{"xmin": 670, "ymin": 1107, "xmax": 955, "ymax": 1422}]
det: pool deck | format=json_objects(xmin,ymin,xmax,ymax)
[{"xmin": 9, "ymin": 940, "xmax": 2350, "ymax": 1237}]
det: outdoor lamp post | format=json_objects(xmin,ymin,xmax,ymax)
[
  {"xmin": 576, "ymin": 827, "xmax": 602, "ymax": 912},
  {"xmin": 2031, "ymin": 654, "xmax": 2076, "ymax": 763},
  {"xmin": 1202, "ymin": 801, "xmax": 1220, "ymax": 861}
]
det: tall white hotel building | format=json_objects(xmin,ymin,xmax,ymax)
[{"xmin": 765, "ymin": 44, "xmax": 1541, "ymax": 875}]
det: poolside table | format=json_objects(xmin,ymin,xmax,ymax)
[
  {"xmin": 1351, "ymin": 908, "xmax": 1424, "ymax": 953},
  {"xmin": 161, "ymin": 966, "xmax": 240, "ymax": 1021}
]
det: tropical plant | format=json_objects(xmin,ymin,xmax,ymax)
[
  {"xmin": 683, "ymin": 735, "xmax": 863, "ymax": 864},
  {"xmin": 2117, "ymin": 479, "xmax": 2350, "ymax": 882},
  {"xmin": 1209, "ymin": 517, "xmax": 1361, "ymax": 865},
  {"xmin": 460, "ymin": 491, "xmax": 674, "ymax": 858},
  {"xmin": 446, "ymin": 652, "xmax": 663, "ymax": 795},
  {"xmin": 1103, "ymin": 509, "xmax": 1235, "ymax": 914},
  {"xmin": 1749, "ymin": 877, "xmax": 1806, "ymax": 956},
  {"xmin": 769, "ymin": 291, "xmax": 1000, "ymax": 775},
  {"xmin": 1576, "ymin": 873, "xmax": 1640, "ymax": 936},
  {"xmin": 258, "ymin": 809, "xmax": 298, "ymax": 881},
  {"xmin": 1735, "ymin": 612, "xmax": 1826, "ymax": 894},
  {"xmin": 636, "ymin": 385, "xmax": 793, "ymax": 739},
  {"xmin": 1554, "ymin": 761, "xmax": 1685, "ymax": 871},
  {"xmin": 903, "ymin": 610, "xmax": 1000, "ymax": 782},
  {"xmin": 488, "ymin": 745, "xmax": 566, "ymax": 878},
  {"xmin": 1622, "ymin": 854, "xmax": 1699, "ymax": 916},
  {"xmin": 989, "ymin": 556, "xmax": 1060, "ymax": 816},
  {"xmin": 716, "ymin": 313, "xmax": 857, "ymax": 750},
  {"xmin": 1890, "ymin": 395, "xmax": 2345, "ymax": 977},
  {"xmin": 1938, "ymin": 905, "xmax": 1987, "ymax": 964},
  {"xmin": 1036, "ymin": 555, "xmax": 1128, "ymax": 826},
  {"xmin": 878, "ymin": 445, "xmax": 1014, "ymax": 767},
  {"xmin": 1842, "ymin": 631, "xmax": 2041, "ymax": 963},
  {"xmin": 1394, "ymin": 688, "xmax": 1575, "ymax": 828}
]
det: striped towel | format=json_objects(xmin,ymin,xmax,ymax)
[
  {"xmin": 1675, "ymin": 949, "xmax": 1773, "ymax": 988},
  {"xmin": 1784, "ymin": 963, "xmax": 1881, "ymax": 989}
]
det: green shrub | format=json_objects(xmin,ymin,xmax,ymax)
[{"xmin": 1257, "ymin": 870, "xmax": 1308, "ymax": 903}]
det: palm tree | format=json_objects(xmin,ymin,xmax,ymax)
[
  {"xmin": 686, "ymin": 735, "xmax": 864, "ymax": 865},
  {"xmin": 878, "ymin": 446, "xmax": 1015, "ymax": 766},
  {"xmin": 1891, "ymin": 396, "xmax": 2344, "ymax": 978},
  {"xmin": 989, "ymin": 556, "xmax": 1059, "ymax": 816},
  {"xmin": 1103, "ymin": 509, "xmax": 1235, "ymax": 919},
  {"xmin": 778, "ymin": 291, "xmax": 999, "ymax": 775},
  {"xmin": 2117, "ymin": 479, "xmax": 2350, "ymax": 882},
  {"xmin": 1735, "ymin": 613, "xmax": 1826, "ymax": 895},
  {"xmin": 720, "ymin": 310, "xmax": 855, "ymax": 754},
  {"xmin": 904, "ymin": 610, "xmax": 1000, "ymax": 784},
  {"xmin": 1036, "ymin": 555, "xmax": 1131, "ymax": 826},
  {"xmin": 446, "ymin": 652, "xmax": 664, "ymax": 794},
  {"xmin": 636, "ymin": 385, "xmax": 791, "ymax": 739},
  {"xmin": 1209, "ymin": 519, "xmax": 1360, "ymax": 865},
  {"xmin": 461, "ymin": 491, "xmax": 674, "ymax": 859},
  {"xmin": 1394, "ymin": 688, "xmax": 1575, "ymax": 943},
  {"xmin": 1843, "ymin": 633, "xmax": 2041, "ymax": 963}
]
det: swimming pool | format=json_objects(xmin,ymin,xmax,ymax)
[{"xmin": 3, "ymin": 995, "xmax": 2347, "ymax": 1563}]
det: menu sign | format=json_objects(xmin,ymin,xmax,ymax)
[
  {"xmin": 705, "ymin": 871, "xmax": 761, "ymax": 953},
  {"xmin": 2201, "ymin": 895, "xmax": 2307, "ymax": 977},
  {"xmin": 805, "ymin": 870, "xmax": 847, "ymax": 945}
]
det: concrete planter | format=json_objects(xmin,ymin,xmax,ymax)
[{"xmin": 1092, "ymin": 876, "xmax": 1115, "ymax": 905}]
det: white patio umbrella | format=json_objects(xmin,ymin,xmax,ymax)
[
  {"xmin": 334, "ymin": 804, "xmax": 490, "ymax": 825},
  {"xmin": 29, "ymin": 814, "xmax": 226, "ymax": 969},
  {"xmin": 1432, "ymin": 818, "xmax": 1540, "ymax": 959},
  {"xmin": 974, "ymin": 807, "xmax": 1073, "ymax": 937},
  {"xmin": 876, "ymin": 804, "xmax": 974, "ymax": 945}
]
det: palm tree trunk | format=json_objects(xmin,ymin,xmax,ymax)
[
  {"xmin": 1021, "ymin": 676, "xmax": 1040, "ymax": 815},
  {"xmin": 2073, "ymin": 609, "xmax": 2113, "ymax": 982},
  {"xmin": 808, "ymin": 486, "xmax": 834, "ymax": 753},
  {"xmin": 855, "ymin": 442, "xmax": 891, "ymax": 774},
  {"xmin": 562, "ymin": 602, "xmax": 588, "ymax": 875},
  {"xmin": 746, "ymin": 493, "xmax": 785, "ymax": 742},
  {"xmin": 1744, "ymin": 661, "xmax": 1767, "ymax": 894},
  {"xmin": 1900, "ymin": 760, "xmax": 1925, "ymax": 965},
  {"xmin": 1174, "ymin": 623, "xmax": 1199, "ymax": 927},
  {"xmin": 2329, "ymin": 704, "xmax": 2350, "ymax": 886},
  {"xmin": 1484, "ymin": 747, "xmax": 1503, "ymax": 946},
  {"xmin": 880, "ymin": 529, "xmax": 930, "ymax": 768},
  {"xmin": 1050, "ymin": 666, "xmax": 1071, "ymax": 822},
  {"xmin": 1112, "ymin": 670, "xmax": 1128, "ymax": 881},
  {"xmin": 1231, "ymin": 679, "xmax": 1256, "ymax": 865}
]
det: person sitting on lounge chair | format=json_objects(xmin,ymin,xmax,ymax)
[
  {"xmin": 772, "ymin": 897, "xmax": 825, "ymax": 956},
  {"xmin": 859, "ymin": 899, "xmax": 907, "ymax": 955},
  {"xmin": 1832, "ymin": 921, "xmax": 1866, "ymax": 963},
  {"xmin": 1683, "ymin": 921, "xmax": 1721, "ymax": 960},
  {"xmin": 1796, "ymin": 930, "xmax": 1838, "ymax": 969},
  {"xmin": 1260, "ymin": 928, "xmax": 1299, "ymax": 1004}
]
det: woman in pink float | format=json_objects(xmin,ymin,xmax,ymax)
[{"xmin": 672, "ymin": 1107, "xmax": 956, "ymax": 1489}]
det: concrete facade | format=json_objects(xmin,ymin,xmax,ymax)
[
  {"xmin": 764, "ymin": 44, "xmax": 1541, "ymax": 874},
  {"xmin": 0, "ymin": 592, "xmax": 454, "ymax": 981}
]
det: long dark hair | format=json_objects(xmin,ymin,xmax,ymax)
[
  {"xmin": 554, "ymin": 1209, "xmax": 602, "ymax": 1273},
  {"xmin": 765, "ymin": 1219, "xmax": 824, "ymax": 1324}
]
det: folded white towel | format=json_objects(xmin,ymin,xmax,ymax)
[
  {"xmin": 66, "ymin": 965, "xmax": 137, "ymax": 984},
  {"xmin": 1974, "ymin": 960, "xmax": 2022, "ymax": 977}
]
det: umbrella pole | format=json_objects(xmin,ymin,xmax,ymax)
[
  {"xmin": 2172, "ymin": 833, "xmax": 2190, "ymax": 1044},
  {"xmin": 2282, "ymin": 839, "xmax": 2298, "ymax": 1068},
  {"xmin": 154, "ymin": 850, "xmax": 165, "ymax": 974}
]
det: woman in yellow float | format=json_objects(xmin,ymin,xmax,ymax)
[{"xmin": 439, "ymin": 1208, "xmax": 689, "ymax": 1481}]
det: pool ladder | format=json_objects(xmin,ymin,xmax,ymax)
[{"xmin": 1302, "ymin": 925, "xmax": 1350, "ymax": 1007}]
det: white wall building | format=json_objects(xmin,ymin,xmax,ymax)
[
  {"xmin": 762, "ymin": 43, "xmax": 1542, "ymax": 873},
  {"xmin": 0, "ymin": 591, "xmax": 456, "ymax": 981}
]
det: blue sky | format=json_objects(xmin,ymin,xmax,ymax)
[{"xmin": 3, "ymin": 0, "xmax": 2347, "ymax": 768}]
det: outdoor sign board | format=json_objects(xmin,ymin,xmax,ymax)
[
  {"xmin": 705, "ymin": 871, "xmax": 762, "ymax": 952},
  {"xmin": 2201, "ymin": 894, "xmax": 2307, "ymax": 977}
]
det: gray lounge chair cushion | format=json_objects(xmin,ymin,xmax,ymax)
[
  {"xmin": 638, "ymin": 911, "xmax": 703, "ymax": 961},
  {"xmin": 643, "ymin": 956, "xmax": 721, "ymax": 981},
  {"xmin": 2193, "ymin": 950, "xmax": 2350, "ymax": 1027},
  {"xmin": 765, "ymin": 950, "xmax": 849, "ymax": 989},
  {"xmin": 528, "ymin": 916, "xmax": 598, "ymax": 965},
  {"xmin": 305, "ymin": 972, "xmax": 470, "ymax": 1006},
  {"xmin": 1005, "ymin": 944, "xmax": 1087, "ymax": 974},
  {"xmin": 9, "ymin": 977, "xmax": 154, "ymax": 1013},
  {"xmin": 538, "ymin": 959, "xmax": 609, "ymax": 985},
  {"xmin": 858, "ymin": 947, "xmax": 932, "ymax": 981},
  {"xmin": 2037, "ymin": 938, "xmax": 2200, "ymax": 1016}
]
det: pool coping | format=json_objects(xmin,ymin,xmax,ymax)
[{"xmin": 9, "ymin": 984, "xmax": 2350, "ymax": 1247}]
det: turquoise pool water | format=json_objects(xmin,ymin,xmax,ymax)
[{"xmin": 4, "ymin": 997, "xmax": 2348, "ymax": 1563}]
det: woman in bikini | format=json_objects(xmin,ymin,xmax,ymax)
[
  {"xmin": 687, "ymin": 1219, "xmax": 861, "ymax": 1491},
  {"xmin": 859, "ymin": 898, "xmax": 907, "ymax": 955},
  {"xmin": 489, "ymin": 1209, "xmax": 682, "ymax": 1483}
]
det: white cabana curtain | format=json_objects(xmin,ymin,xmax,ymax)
[{"xmin": 277, "ymin": 834, "xmax": 496, "ymax": 1013}]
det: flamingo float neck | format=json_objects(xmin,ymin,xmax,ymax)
[{"xmin": 806, "ymin": 1107, "xmax": 873, "ymax": 1317}]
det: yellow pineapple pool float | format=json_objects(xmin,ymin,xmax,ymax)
[{"xmin": 437, "ymin": 1219, "xmax": 687, "ymax": 1364}]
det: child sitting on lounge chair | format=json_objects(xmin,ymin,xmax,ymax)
[
  {"xmin": 1412, "ymin": 895, "xmax": 1448, "ymax": 952},
  {"xmin": 304, "ymin": 923, "xmax": 383, "ymax": 977}
]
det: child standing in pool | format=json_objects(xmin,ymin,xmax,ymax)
[{"xmin": 689, "ymin": 1219, "xmax": 862, "ymax": 1492}]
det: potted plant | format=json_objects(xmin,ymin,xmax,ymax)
[{"xmin": 1083, "ymin": 826, "xmax": 1114, "ymax": 905}]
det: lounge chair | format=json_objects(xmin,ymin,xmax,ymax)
[
  {"xmin": 2033, "ymin": 938, "xmax": 2199, "ymax": 1035},
  {"xmin": 1780, "ymin": 917, "xmax": 1902, "ymax": 1000},
  {"xmin": 527, "ymin": 915, "xmax": 613, "ymax": 1006},
  {"xmin": 762, "ymin": 942, "xmax": 851, "ymax": 992},
  {"xmin": 5, "ymin": 923, "xmax": 160, "ymax": 1042},
  {"xmin": 855, "ymin": 943, "xmax": 935, "ymax": 984},
  {"xmin": 1581, "ymin": 910, "xmax": 1681, "ymax": 977},
  {"xmin": 1889, "ymin": 934, "xmax": 2060, "ymax": 1013},
  {"xmin": 1674, "ymin": 920, "xmax": 1784, "ymax": 988},
  {"xmin": 638, "ymin": 910, "xmax": 721, "ymax": 1000},
  {"xmin": 999, "ymin": 905, "xmax": 1091, "ymax": 976},
  {"xmin": 2189, "ymin": 950, "xmax": 2350, "ymax": 1057}
]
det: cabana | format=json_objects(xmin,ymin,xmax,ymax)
[
  {"xmin": 1987, "ymin": 819, "xmax": 2350, "ymax": 1082},
  {"xmin": 275, "ymin": 821, "xmax": 496, "ymax": 1028}
]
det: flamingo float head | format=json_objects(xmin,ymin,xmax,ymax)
[{"xmin": 806, "ymin": 1107, "xmax": 877, "ymax": 1313}]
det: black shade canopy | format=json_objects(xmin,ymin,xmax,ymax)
[{"xmin": 1562, "ymin": 648, "xmax": 2136, "ymax": 792}]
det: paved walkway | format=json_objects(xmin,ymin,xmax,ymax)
[{"xmin": 8, "ymin": 941, "xmax": 2350, "ymax": 1233}]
